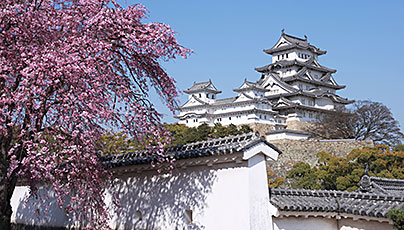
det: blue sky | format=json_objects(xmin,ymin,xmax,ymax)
[{"xmin": 118, "ymin": 0, "xmax": 404, "ymax": 131}]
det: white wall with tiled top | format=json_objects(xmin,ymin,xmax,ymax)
[
  {"xmin": 273, "ymin": 216, "xmax": 393, "ymax": 230},
  {"xmin": 11, "ymin": 149, "xmax": 279, "ymax": 230}
]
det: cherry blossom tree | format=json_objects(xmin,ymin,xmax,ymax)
[{"xmin": 0, "ymin": 0, "xmax": 190, "ymax": 229}]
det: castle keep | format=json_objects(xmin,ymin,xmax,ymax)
[{"xmin": 175, "ymin": 31, "xmax": 353, "ymax": 130}]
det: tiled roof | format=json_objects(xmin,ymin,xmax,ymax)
[
  {"xmin": 102, "ymin": 132, "xmax": 282, "ymax": 168},
  {"xmin": 282, "ymin": 68, "xmax": 345, "ymax": 90},
  {"xmin": 306, "ymin": 89, "xmax": 354, "ymax": 104},
  {"xmin": 270, "ymin": 188, "xmax": 404, "ymax": 218},
  {"xmin": 234, "ymin": 80, "xmax": 267, "ymax": 92},
  {"xmin": 264, "ymin": 32, "xmax": 326, "ymax": 55},
  {"xmin": 360, "ymin": 175, "xmax": 404, "ymax": 196},
  {"xmin": 265, "ymin": 90, "xmax": 353, "ymax": 105},
  {"xmin": 213, "ymin": 97, "xmax": 238, "ymax": 105},
  {"xmin": 255, "ymin": 59, "xmax": 336, "ymax": 74},
  {"xmin": 283, "ymin": 75, "xmax": 345, "ymax": 90},
  {"xmin": 256, "ymin": 73, "xmax": 298, "ymax": 93},
  {"xmin": 183, "ymin": 80, "xmax": 222, "ymax": 94},
  {"xmin": 176, "ymin": 94, "xmax": 271, "ymax": 111}
]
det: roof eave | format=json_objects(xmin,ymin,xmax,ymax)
[
  {"xmin": 233, "ymin": 87, "xmax": 267, "ymax": 93},
  {"xmin": 183, "ymin": 89, "xmax": 222, "ymax": 94}
]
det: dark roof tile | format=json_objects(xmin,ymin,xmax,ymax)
[
  {"xmin": 270, "ymin": 188, "xmax": 404, "ymax": 218},
  {"xmin": 183, "ymin": 80, "xmax": 222, "ymax": 94},
  {"xmin": 102, "ymin": 132, "xmax": 281, "ymax": 168}
]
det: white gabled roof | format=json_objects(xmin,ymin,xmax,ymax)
[
  {"xmin": 259, "ymin": 73, "xmax": 298, "ymax": 93},
  {"xmin": 181, "ymin": 95, "xmax": 208, "ymax": 108}
]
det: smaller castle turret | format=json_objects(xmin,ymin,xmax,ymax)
[{"xmin": 183, "ymin": 80, "xmax": 221, "ymax": 104}]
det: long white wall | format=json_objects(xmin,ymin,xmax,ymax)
[
  {"xmin": 273, "ymin": 216, "xmax": 393, "ymax": 230},
  {"xmin": 11, "ymin": 153, "xmax": 275, "ymax": 230}
]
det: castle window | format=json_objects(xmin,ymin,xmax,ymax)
[
  {"xmin": 199, "ymin": 94, "xmax": 201, "ymax": 98},
  {"xmin": 229, "ymin": 117, "xmax": 231, "ymax": 120},
  {"xmin": 212, "ymin": 94, "xmax": 215, "ymax": 99},
  {"xmin": 286, "ymin": 53, "xmax": 288, "ymax": 58}
]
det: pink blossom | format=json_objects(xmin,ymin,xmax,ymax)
[{"xmin": 0, "ymin": 0, "xmax": 191, "ymax": 229}]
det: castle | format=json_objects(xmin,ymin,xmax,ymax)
[{"xmin": 175, "ymin": 30, "xmax": 353, "ymax": 131}]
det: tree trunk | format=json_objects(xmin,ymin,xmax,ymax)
[
  {"xmin": 0, "ymin": 176, "xmax": 13, "ymax": 230},
  {"xmin": 0, "ymin": 197, "xmax": 12, "ymax": 230},
  {"xmin": 0, "ymin": 141, "xmax": 14, "ymax": 230}
]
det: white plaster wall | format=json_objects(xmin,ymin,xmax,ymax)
[
  {"xmin": 316, "ymin": 97, "xmax": 334, "ymax": 110},
  {"xmin": 274, "ymin": 216, "xmax": 393, "ymax": 230},
  {"xmin": 339, "ymin": 218, "xmax": 393, "ymax": 230},
  {"xmin": 11, "ymin": 186, "xmax": 70, "ymax": 227},
  {"xmin": 248, "ymin": 154, "xmax": 273, "ymax": 230},
  {"xmin": 11, "ymin": 153, "xmax": 275, "ymax": 230},
  {"xmin": 189, "ymin": 92, "xmax": 216, "ymax": 103},
  {"xmin": 107, "ymin": 163, "xmax": 252, "ymax": 230},
  {"xmin": 309, "ymin": 70, "xmax": 322, "ymax": 79},
  {"xmin": 266, "ymin": 132, "xmax": 309, "ymax": 141},
  {"xmin": 274, "ymin": 217, "xmax": 337, "ymax": 230}
]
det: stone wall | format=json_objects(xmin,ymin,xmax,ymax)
[
  {"xmin": 285, "ymin": 120, "xmax": 312, "ymax": 131},
  {"xmin": 267, "ymin": 139, "xmax": 374, "ymax": 181},
  {"xmin": 246, "ymin": 123, "xmax": 274, "ymax": 135}
]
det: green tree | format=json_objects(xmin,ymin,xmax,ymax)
[
  {"xmin": 164, "ymin": 123, "xmax": 189, "ymax": 146},
  {"xmin": 267, "ymin": 168, "xmax": 285, "ymax": 188},
  {"xmin": 287, "ymin": 145, "xmax": 404, "ymax": 191},
  {"xmin": 227, "ymin": 124, "xmax": 240, "ymax": 136},
  {"xmin": 239, "ymin": 124, "xmax": 253, "ymax": 134},
  {"xmin": 211, "ymin": 123, "xmax": 228, "ymax": 138},
  {"xmin": 393, "ymin": 144, "xmax": 404, "ymax": 152},
  {"xmin": 287, "ymin": 162, "xmax": 322, "ymax": 190},
  {"xmin": 100, "ymin": 123, "xmax": 255, "ymax": 153},
  {"xmin": 387, "ymin": 208, "xmax": 404, "ymax": 230},
  {"xmin": 196, "ymin": 123, "xmax": 212, "ymax": 141},
  {"xmin": 98, "ymin": 132, "xmax": 134, "ymax": 155}
]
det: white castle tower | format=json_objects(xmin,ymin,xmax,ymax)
[{"xmin": 175, "ymin": 30, "xmax": 353, "ymax": 131}]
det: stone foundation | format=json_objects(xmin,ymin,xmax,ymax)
[
  {"xmin": 285, "ymin": 120, "xmax": 312, "ymax": 131},
  {"xmin": 267, "ymin": 139, "xmax": 374, "ymax": 186},
  {"xmin": 245, "ymin": 123, "xmax": 275, "ymax": 135}
]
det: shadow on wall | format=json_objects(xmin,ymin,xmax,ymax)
[
  {"xmin": 107, "ymin": 166, "xmax": 218, "ymax": 230},
  {"xmin": 14, "ymin": 186, "xmax": 70, "ymax": 227},
  {"xmin": 13, "ymin": 166, "xmax": 218, "ymax": 230}
]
